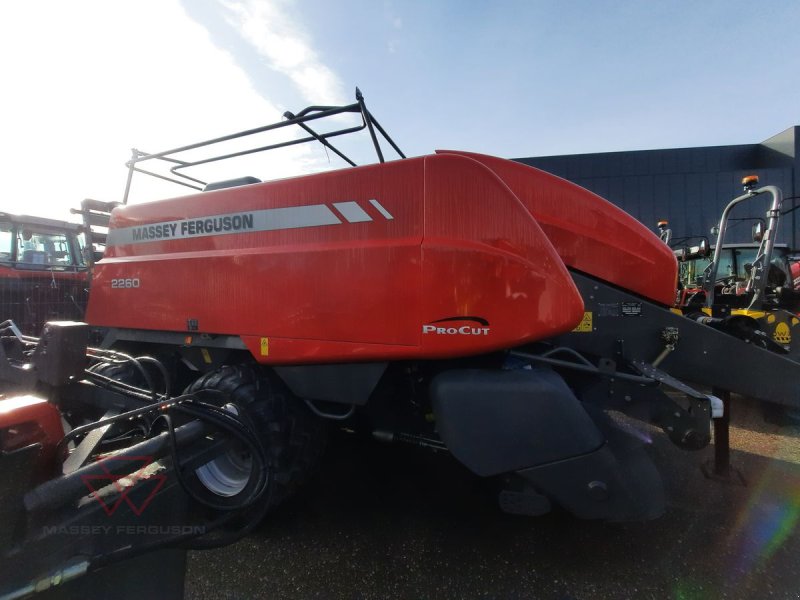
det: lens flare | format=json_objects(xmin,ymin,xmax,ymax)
[{"xmin": 727, "ymin": 456, "xmax": 800, "ymax": 577}]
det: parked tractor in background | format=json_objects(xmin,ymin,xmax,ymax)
[
  {"xmin": 666, "ymin": 176, "xmax": 800, "ymax": 353},
  {"xmin": 0, "ymin": 214, "xmax": 90, "ymax": 335},
  {"xmin": 675, "ymin": 242, "xmax": 795, "ymax": 308}
]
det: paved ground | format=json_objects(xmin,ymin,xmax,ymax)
[{"xmin": 186, "ymin": 399, "xmax": 800, "ymax": 599}]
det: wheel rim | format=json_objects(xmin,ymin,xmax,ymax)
[{"xmin": 195, "ymin": 403, "xmax": 254, "ymax": 497}]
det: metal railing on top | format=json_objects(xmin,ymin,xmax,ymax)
[{"xmin": 121, "ymin": 88, "xmax": 405, "ymax": 204}]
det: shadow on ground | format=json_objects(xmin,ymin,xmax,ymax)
[{"xmin": 186, "ymin": 400, "xmax": 800, "ymax": 599}]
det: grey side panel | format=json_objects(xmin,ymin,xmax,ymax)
[
  {"xmin": 555, "ymin": 271, "xmax": 800, "ymax": 408},
  {"xmin": 273, "ymin": 363, "xmax": 388, "ymax": 405},
  {"xmin": 430, "ymin": 367, "xmax": 604, "ymax": 477},
  {"xmin": 517, "ymin": 437, "xmax": 664, "ymax": 521},
  {"xmin": 100, "ymin": 328, "xmax": 247, "ymax": 350},
  {"xmin": 202, "ymin": 176, "xmax": 261, "ymax": 191}
]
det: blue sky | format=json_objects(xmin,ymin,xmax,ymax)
[
  {"xmin": 1, "ymin": 0, "xmax": 798, "ymax": 217},
  {"xmin": 286, "ymin": 0, "xmax": 800, "ymax": 157}
]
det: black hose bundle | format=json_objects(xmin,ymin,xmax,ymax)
[{"xmin": 69, "ymin": 353, "xmax": 270, "ymax": 512}]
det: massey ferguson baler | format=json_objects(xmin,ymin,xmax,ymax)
[{"xmin": 2, "ymin": 90, "xmax": 800, "ymax": 597}]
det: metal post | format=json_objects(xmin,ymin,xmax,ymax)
[
  {"xmin": 122, "ymin": 149, "xmax": 138, "ymax": 205},
  {"xmin": 712, "ymin": 387, "xmax": 730, "ymax": 475},
  {"xmin": 702, "ymin": 387, "xmax": 745, "ymax": 485},
  {"xmin": 356, "ymin": 88, "xmax": 384, "ymax": 163}
]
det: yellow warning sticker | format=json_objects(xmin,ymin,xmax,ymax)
[
  {"xmin": 573, "ymin": 312, "xmax": 593, "ymax": 333},
  {"xmin": 260, "ymin": 337, "xmax": 269, "ymax": 356},
  {"xmin": 774, "ymin": 322, "xmax": 791, "ymax": 345},
  {"xmin": 200, "ymin": 348, "xmax": 212, "ymax": 364}
]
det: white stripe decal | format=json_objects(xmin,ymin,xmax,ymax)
[
  {"xmin": 106, "ymin": 204, "xmax": 342, "ymax": 246},
  {"xmin": 369, "ymin": 199, "xmax": 394, "ymax": 220},
  {"xmin": 333, "ymin": 201, "xmax": 372, "ymax": 223}
]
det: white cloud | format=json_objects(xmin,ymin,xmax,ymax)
[
  {"xmin": 0, "ymin": 0, "xmax": 321, "ymax": 218},
  {"xmin": 219, "ymin": 0, "xmax": 347, "ymax": 106}
]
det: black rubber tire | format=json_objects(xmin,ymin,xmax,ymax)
[
  {"xmin": 88, "ymin": 360, "xmax": 142, "ymax": 383},
  {"xmin": 184, "ymin": 364, "xmax": 327, "ymax": 511}
]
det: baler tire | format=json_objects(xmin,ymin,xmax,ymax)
[
  {"xmin": 184, "ymin": 364, "xmax": 327, "ymax": 512},
  {"xmin": 88, "ymin": 361, "xmax": 142, "ymax": 384},
  {"xmin": 87, "ymin": 355, "xmax": 170, "ymax": 397}
]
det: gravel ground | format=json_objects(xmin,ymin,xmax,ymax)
[{"xmin": 186, "ymin": 398, "xmax": 800, "ymax": 599}]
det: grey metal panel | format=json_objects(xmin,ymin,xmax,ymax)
[
  {"xmin": 700, "ymin": 172, "xmax": 717, "ymax": 236},
  {"xmin": 761, "ymin": 126, "xmax": 796, "ymax": 159},
  {"xmin": 690, "ymin": 148, "xmax": 707, "ymax": 173},
  {"xmin": 605, "ymin": 152, "xmax": 623, "ymax": 176},
  {"xmin": 634, "ymin": 151, "xmax": 650, "ymax": 174},
  {"xmin": 515, "ymin": 136, "xmax": 798, "ymax": 246},
  {"xmin": 621, "ymin": 153, "xmax": 636, "ymax": 177},
  {"xmin": 607, "ymin": 178, "xmax": 625, "ymax": 213},
  {"xmin": 648, "ymin": 151, "xmax": 665, "ymax": 175},
  {"xmin": 685, "ymin": 172, "xmax": 702, "ymax": 233},
  {"xmin": 576, "ymin": 155, "xmax": 593, "ymax": 179},
  {"xmin": 668, "ymin": 174, "xmax": 686, "ymax": 233},
  {"xmin": 623, "ymin": 176, "xmax": 640, "ymax": 220},
  {"xmin": 564, "ymin": 158, "xmax": 578, "ymax": 178},
  {"xmin": 661, "ymin": 150, "xmax": 679, "ymax": 174},
  {"xmin": 554, "ymin": 271, "xmax": 800, "ymax": 409},
  {"xmin": 590, "ymin": 178, "xmax": 609, "ymax": 200},
  {"xmin": 638, "ymin": 175, "xmax": 655, "ymax": 232},
  {"xmin": 652, "ymin": 176, "xmax": 671, "ymax": 231},
  {"xmin": 675, "ymin": 150, "xmax": 692, "ymax": 173}
]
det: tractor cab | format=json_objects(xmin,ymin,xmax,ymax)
[
  {"xmin": 0, "ymin": 213, "xmax": 90, "ymax": 334},
  {"xmin": 699, "ymin": 175, "xmax": 791, "ymax": 312},
  {"xmin": 665, "ymin": 175, "xmax": 798, "ymax": 311},
  {"xmin": 664, "ymin": 175, "xmax": 800, "ymax": 355},
  {"xmin": 675, "ymin": 243, "xmax": 795, "ymax": 309},
  {"xmin": 0, "ymin": 199, "xmax": 117, "ymax": 335}
]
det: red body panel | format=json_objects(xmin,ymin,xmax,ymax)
[
  {"xmin": 442, "ymin": 152, "xmax": 678, "ymax": 306},
  {"xmin": 0, "ymin": 395, "xmax": 64, "ymax": 470},
  {"xmin": 88, "ymin": 154, "xmax": 585, "ymax": 362}
]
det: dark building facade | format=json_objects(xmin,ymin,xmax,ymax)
[{"xmin": 516, "ymin": 126, "xmax": 800, "ymax": 248}]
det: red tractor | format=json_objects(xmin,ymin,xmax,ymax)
[
  {"xmin": 666, "ymin": 177, "xmax": 800, "ymax": 349},
  {"xmin": 2, "ymin": 90, "xmax": 800, "ymax": 597},
  {"xmin": 0, "ymin": 213, "xmax": 91, "ymax": 335}
]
